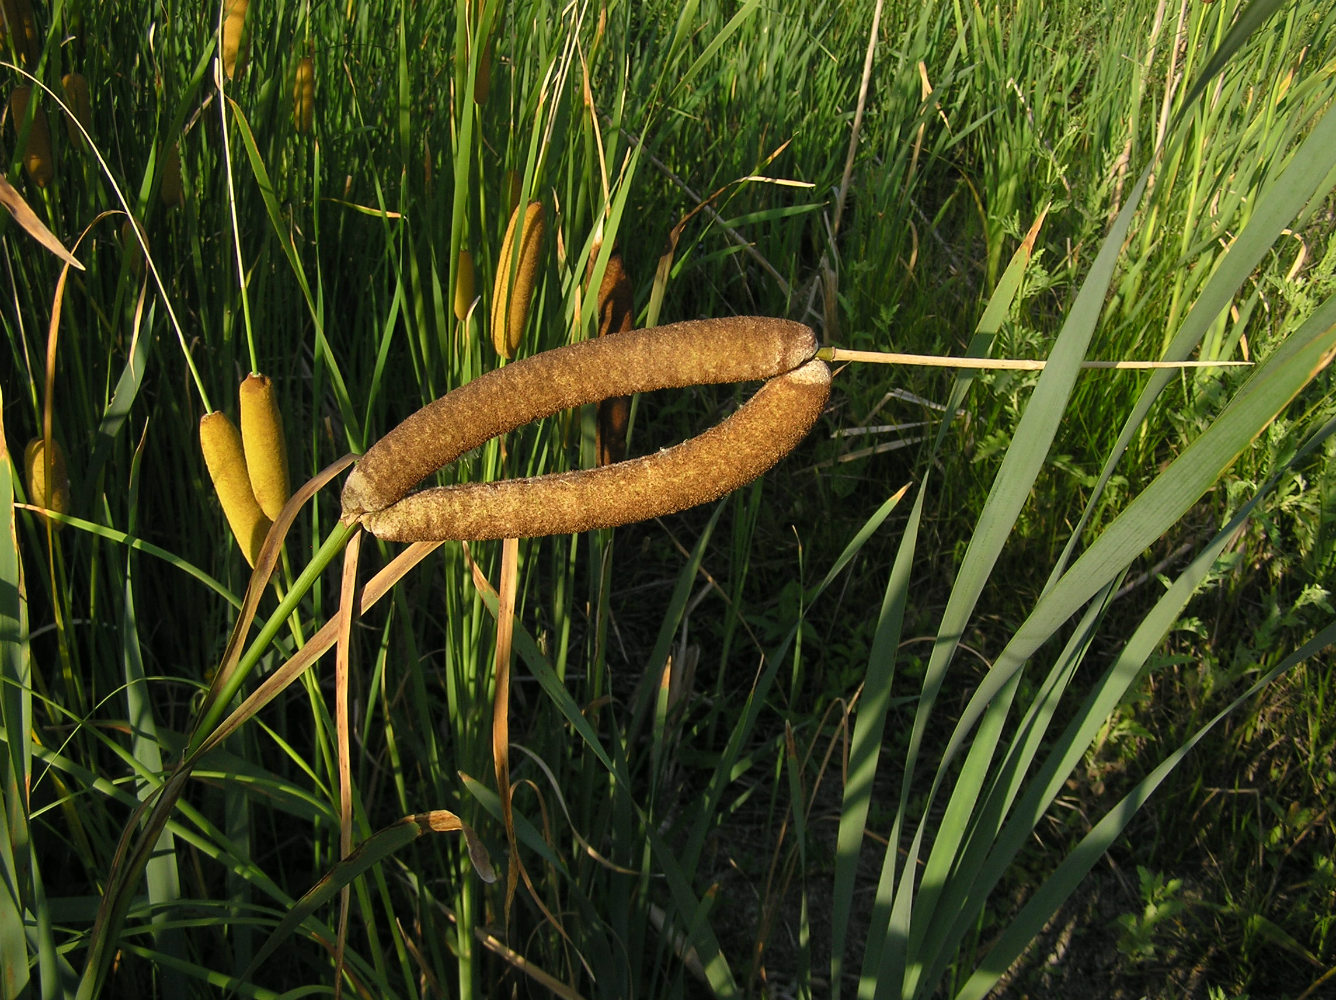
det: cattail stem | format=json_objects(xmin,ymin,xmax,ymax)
[{"xmin": 815, "ymin": 346, "xmax": 1251, "ymax": 370}]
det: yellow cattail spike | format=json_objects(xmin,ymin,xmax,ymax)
[
  {"xmin": 454, "ymin": 248, "xmax": 475, "ymax": 323},
  {"xmin": 238, "ymin": 374, "xmax": 290, "ymax": 521},
  {"xmin": 1, "ymin": 0, "xmax": 39, "ymax": 67},
  {"xmin": 221, "ymin": 0, "xmax": 250, "ymax": 81},
  {"xmin": 9, "ymin": 86, "xmax": 53, "ymax": 188},
  {"xmin": 61, "ymin": 73, "xmax": 92, "ymax": 146},
  {"xmin": 200, "ymin": 410, "xmax": 270, "ymax": 567},
  {"xmin": 293, "ymin": 56, "xmax": 314, "ymax": 133},
  {"xmin": 160, "ymin": 143, "xmax": 183, "ymax": 207},
  {"xmin": 24, "ymin": 437, "xmax": 70, "ymax": 529},
  {"xmin": 490, "ymin": 200, "xmax": 545, "ymax": 360}
]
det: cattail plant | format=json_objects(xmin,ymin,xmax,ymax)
[
  {"xmin": 200, "ymin": 411, "xmax": 270, "ymax": 567},
  {"xmin": 0, "ymin": 0, "xmax": 39, "ymax": 67},
  {"xmin": 238, "ymin": 373, "xmax": 290, "ymax": 520},
  {"xmin": 160, "ymin": 143, "xmax": 183, "ymax": 207},
  {"xmin": 454, "ymin": 248, "xmax": 475, "ymax": 322},
  {"xmin": 490, "ymin": 200, "xmax": 545, "ymax": 360},
  {"xmin": 293, "ymin": 56, "xmax": 314, "ymax": 133},
  {"xmin": 221, "ymin": 0, "xmax": 249, "ymax": 80},
  {"xmin": 24, "ymin": 437, "xmax": 70, "ymax": 529},
  {"xmin": 473, "ymin": 38, "xmax": 492, "ymax": 105},
  {"xmin": 121, "ymin": 217, "xmax": 146, "ymax": 277},
  {"xmin": 60, "ymin": 73, "xmax": 91, "ymax": 146},
  {"xmin": 593, "ymin": 251, "xmax": 634, "ymax": 465},
  {"xmin": 8, "ymin": 85, "xmax": 52, "ymax": 188},
  {"xmin": 342, "ymin": 317, "xmax": 827, "ymax": 540}
]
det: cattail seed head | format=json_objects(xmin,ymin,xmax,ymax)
[
  {"xmin": 61, "ymin": 73, "xmax": 92, "ymax": 146},
  {"xmin": 221, "ymin": 0, "xmax": 249, "ymax": 80},
  {"xmin": 490, "ymin": 200, "xmax": 545, "ymax": 360},
  {"xmin": 473, "ymin": 37, "xmax": 492, "ymax": 105},
  {"xmin": 24, "ymin": 437, "xmax": 70, "ymax": 529},
  {"xmin": 293, "ymin": 56, "xmax": 314, "ymax": 133},
  {"xmin": 160, "ymin": 143, "xmax": 183, "ymax": 207},
  {"xmin": 121, "ymin": 217, "xmax": 146, "ymax": 277},
  {"xmin": 360, "ymin": 359, "xmax": 830, "ymax": 542},
  {"xmin": 341, "ymin": 316, "xmax": 819, "ymax": 519},
  {"xmin": 200, "ymin": 410, "xmax": 270, "ymax": 566},
  {"xmin": 454, "ymin": 247, "xmax": 476, "ymax": 323},
  {"xmin": 8, "ymin": 86, "xmax": 52, "ymax": 188},
  {"xmin": 594, "ymin": 252, "xmax": 634, "ymax": 466},
  {"xmin": 0, "ymin": 0, "xmax": 39, "ymax": 67},
  {"xmin": 238, "ymin": 373, "xmax": 290, "ymax": 520}
]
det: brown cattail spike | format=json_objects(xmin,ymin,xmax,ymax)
[
  {"xmin": 361, "ymin": 359, "xmax": 829, "ymax": 542},
  {"xmin": 238, "ymin": 374, "xmax": 290, "ymax": 520},
  {"xmin": 293, "ymin": 56, "xmax": 314, "ymax": 133},
  {"xmin": 8, "ymin": 86, "xmax": 52, "ymax": 188},
  {"xmin": 200, "ymin": 411, "xmax": 270, "ymax": 567},
  {"xmin": 341, "ymin": 316, "xmax": 819, "ymax": 519},
  {"xmin": 490, "ymin": 200, "xmax": 545, "ymax": 360},
  {"xmin": 593, "ymin": 252, "xmax": 634, "ymax": 466},
  {"xmin": 24, "ymin": 437, "xmax": 70, "ymax": 529}
]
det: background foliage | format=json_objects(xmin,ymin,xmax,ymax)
[{"xmin": 2, "ymin": 0, "xmax": 1334, "ymax": 997}]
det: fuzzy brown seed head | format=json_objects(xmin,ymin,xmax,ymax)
[
  {"xmin": 361, "ymin": 359, "xmax": 830, "ymax": 541},
  {"xmin": 24, "ymin": 437, "xmax": 70, "ymax": 529},
  {"xmin": 239, "ymin": 374, "xmax": 290, "ymax": 520},
  {"xmin": 490, "ymin": 200, "xmax": 545, "ymax": 360},
  {"xmin": 293, "ymin": 56, "xmax": 314, "ymax": 133},
  {"xmin": 9, "ymin": 86, "xmax": 52, "ymax": 188},
  {"xmin": 200, "ymin": 410, "xmax": 270, "ymax": 567},
  {"xmin": 341, "ymin": 316, "xmax": 820, "ymax": 519}
]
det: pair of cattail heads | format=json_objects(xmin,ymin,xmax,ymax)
[
  {"xmin": 340, "ymin": 316, "xmax": 830, "ymax": 542},
  {"xmin": 200, "ymin": 374, "xmax": 290, "ymax": 566}
]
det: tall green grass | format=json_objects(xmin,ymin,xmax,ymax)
[{"xmin": 2, "ymin": 0, "xmax": 1333, "ymax": 997}]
